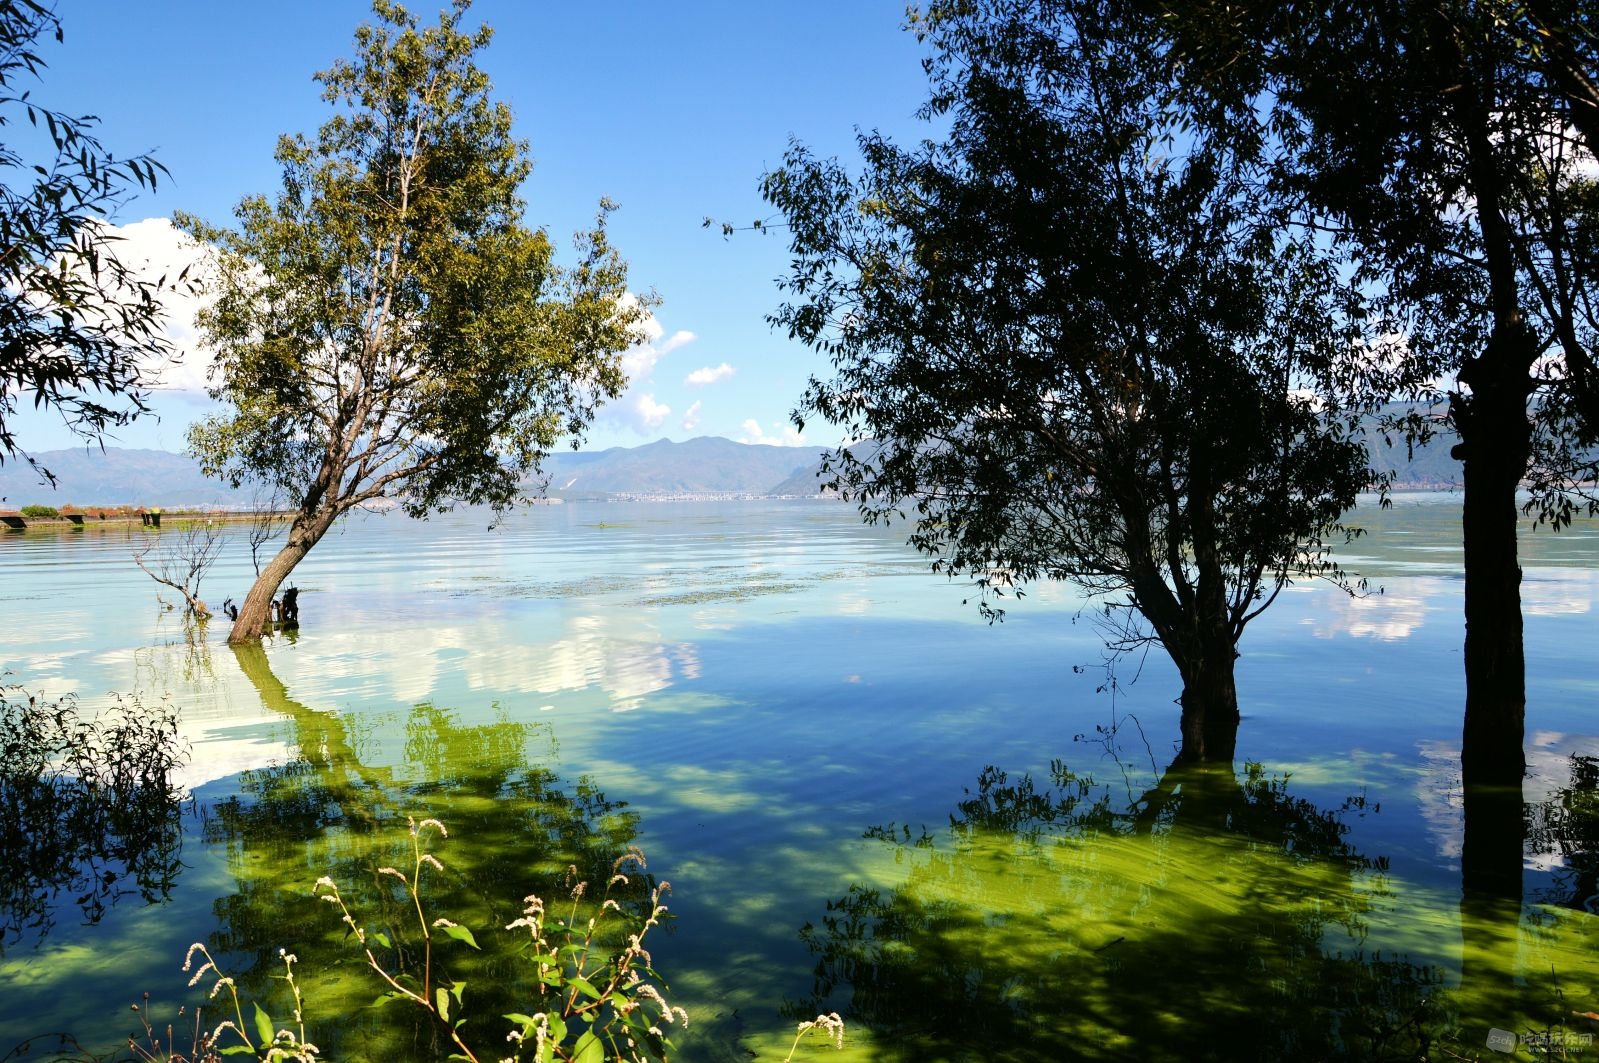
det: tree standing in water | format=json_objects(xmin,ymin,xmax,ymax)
[
  {"xmin": 184, "ymin": 0, "xmax": 647, "ymax": 642},
  {"xmin": 765, "ymin": 0, "xmax": 1378, "ymax": 763}
]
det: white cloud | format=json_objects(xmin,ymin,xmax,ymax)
[
  {"xmin": 738, "ymin": 418, "xmax": 807, "ymax": 446},
  {"xmin": 681, "ymin": 400, "xmax": 702, "ymax": 432},
  {"xmin": 660, "ymin": 329, "xmax": 696, "ymax": 354},
  {"xmin": 101, "ymin": 217, "xmax": 215, "ymax": 397},
  {"xmin": 621, "ymin": 342, "xmax": 665, "ymax": 382},
  {"xmin": 599, "ymin": 305, "xmax": 699, "ymax": 437},
  {"xmin": 684, "ymin": 362, "xmax": 735, "ymax": 387},
  {"xmin": 617, "ymin": 302, "xmax": 694, "ymax": 384},
  {"xmin": 630, "ymin": 393, "xmax": 671, "ymax": 431}
]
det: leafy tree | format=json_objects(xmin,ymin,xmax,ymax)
[
  {"xmin": 183, "ymin": 0, "xmax": 648, "ymax": 643},
  {"xmin": 764, "ymin": 0, "xmax": 1374, "ymax": 763},
  {"xmin": 0, "ymin": 0, "xmax": 177, "ymax": 486},
  {"xmin": 1148, "ymin": 0, "xmax": 1599, "ymax": 795}
]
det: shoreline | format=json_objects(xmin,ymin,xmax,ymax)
[{"xmin": 0, "ymin": 509, "xmax": 288, "ymax": 530}]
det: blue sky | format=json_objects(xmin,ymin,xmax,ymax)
[{"xmin": 15, "ymin": 1, "xmax": 932, "ymax": 455}]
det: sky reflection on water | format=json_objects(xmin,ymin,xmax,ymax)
[{"xmin": 3, "ymin": 497, "xmax": 1599, "ymax": 1059}]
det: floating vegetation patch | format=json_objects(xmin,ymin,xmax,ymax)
[
  {"xmin": 639, "ymin": 581, "xmax": 805, "ymax": 607},
  {"xmin": 436, "ymin": 573, "xmax": 645, "ymax": 600}
]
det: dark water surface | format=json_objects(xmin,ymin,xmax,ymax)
[{"xmin": 3, "ymin": 496, "xmax": 1599, "ymax": 1060}]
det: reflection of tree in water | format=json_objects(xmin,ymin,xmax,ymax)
[
  {"xmin": 1528, "ymin": 754, "xmax": 1599, "ymax": 914},
  {"xmin": 793, "ymin": 760, "xmax": 1450, "ymax": 1062},
  {"xmin": 201, "ymin": 646, "xmax": 650, "ymax": 1062},
  {"xmin": 0, "ymin": 688, "xmax": 187, "ymax": 952}
]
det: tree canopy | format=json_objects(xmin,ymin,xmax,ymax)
[
  {"xmin": 765, "ymin": 0, "xmax": 1376, "ymax": 763},
  {"xmin": 184, "ymin": 0, "xmax": 649, "ymax": 642},
  {"xmin": 0, "ymin": 0, "xmax": 177, "ymax": 486},
  {"xmin": 1150, "ymin": 0, "xmax": 1599, "ymax": 798}
]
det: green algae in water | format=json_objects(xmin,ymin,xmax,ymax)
[
  {"xmin": 789, "ymin": 762, "xmax": 1599, "ymax": 1062},
  {"xmin": 184, "ymin": 648, "xmax": 667, "ymax": 1063}
]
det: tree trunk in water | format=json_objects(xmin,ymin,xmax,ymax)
[
  {"xmin": 227, "ymin": 509, "xmax": 337, "ymax": 643},
  {"xmin": 1172, "ymin": 649, "xmax": 1240, "ymax": 768},
  {"xmin": 1457, "ymin": 774, "xmax": 1526, "ymax": 1044},
  {"xmin": 1460, "ymin": 770, "xmax": 1525, "ymax": 902},
  {"xmin": 1456, "ymin": 382, "xmax": 1528, "ymax": 796}
]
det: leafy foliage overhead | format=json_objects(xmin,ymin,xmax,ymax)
[
  {"xmin": 0, "ymin": 0, "xmax": 179, "ymax": 485},
  {"xmin": 764, "ymin": 0, "xmax": 1377, "ymax": 682},
  {"xmin": 184, "ymin": 0, "xmax": 647, "ymax": 521}
]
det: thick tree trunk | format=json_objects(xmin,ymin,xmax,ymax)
[
  {"xmin": 1459, "ymin": 457, "xmax": 1528, "ymax": 791},
  {"xmin": 1460, "ymin": 768, "xmax": 1525, "ymax": 902},
  {"xmin": 1172, "ymin": 654, "xmax": 1240, "ymax": 768},
  {"xmin": 1170, "ymin": 552, "xmax": 1241, "ymax": 768},
  {"xmin": 1454, "ymin": 337, "xmax": 1531, "ymax": 796},
  {"xmin": 227, "ymin": 508, "xmax": 338, "ymax": 643},
  {"xmin": 1457, "ymin": 774, "xmax": 1526, "ymax": 1045}
]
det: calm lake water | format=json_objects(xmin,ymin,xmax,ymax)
[{"xmin": 3, "ymin": 495, "xmax": 1599, "ymax": 1061}]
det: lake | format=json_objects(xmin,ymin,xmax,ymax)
[{"xmin": 3, "ymin": 495, "xmax": 1599, "ymax": 1061}]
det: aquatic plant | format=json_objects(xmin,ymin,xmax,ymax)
[
  {"xmin": 0, "ymin": 684, "xmax": 187, "ymax": 950},
  {"xmin": 782, "ymin": 1014, "xmax": 845, "ymax": 1062},
  {"xmin": 316, "ymin": 818, "xmax": 684, "ymax": 1062},
  {"xmin": 128, "ymin": 819, "xmax": 686, "ymax": 1063}
]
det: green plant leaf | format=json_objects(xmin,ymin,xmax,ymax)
[
  {"xmin": 438, "ymin": 923, "xmax": 479, "ymax": 949},
  {"xmin": 372, "ymin": 930, "xmax": 392, "ymax": 949},
  {"xmin": 504, "ymin": 1013, "xmax": 541, "ymax": 1028},
  {"xmin": 436, "ymin": 986, "xmax": 451, "ymax": 1024},
  {"xmin": 568, "ymin": 975, "xmax": 601, "ymax": 1001},
  {"xmin": 252, "ymin": 1003, "xmax": 274, "ymax": 1047},
  {"xmin": 220, "ymin": 1046, "xmax": 255, "ymax": 1056},
  {"xmin": 573, "ymin": 1030, "xmax": 603, "ymax": 1063}
]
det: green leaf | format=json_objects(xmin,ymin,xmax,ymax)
[
  {"xmin": 450, "ymin": 980, "xmax": 468, "ymax": 1004},
  {"xmin": 573, "ymin": 1030, "xmax": 603, "ymax": 1063},
  {"xmin": 568, "ymin": 975, "xmax": 601, "ymax": 1001},
  {"xmin": 372, "ymin": 930, "xmax": 392, "ymax": 949},
  {"xmin": 251, "ymin": 1002, "xmax": 274, "ymax": 1047},
  {"xmin": 436, "ymin": 987, "xmax": 451, "ymax": 1024},
  {"xmin": 438, "ymin": 923, "xmax": 479, "ymax": 949},
  {"xmin": 504, "ymin": 1013, "xmax": 542, "ymax": 1028},
  {"xmin": 220, "ymin": 1046, "xmax": 256, "ymax": 1056}
]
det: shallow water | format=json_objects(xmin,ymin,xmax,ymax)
[{"xmin": 2, "ymin": 496, "xmax": 1598, "ymax": 1060}]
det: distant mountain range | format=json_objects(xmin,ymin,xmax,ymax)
[
  {"xmin": 0, "ymin": 417, "xmax": 1464, "ymax": 509},
  {"xmin": 0, "ymin": 438, "xmax": 837, "ymax": 508},
  {"xmin": 537, "ymin": 437, "xmax": 829, "ymax": 499}
]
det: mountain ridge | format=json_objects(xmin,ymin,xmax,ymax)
[
  {"xmin": 0, "ymin": 417, "xmax": 1465, "ymax": 509},
  {"xmin": 0, "ymin": 437, "xmax": 837, "ymax": 508}
]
